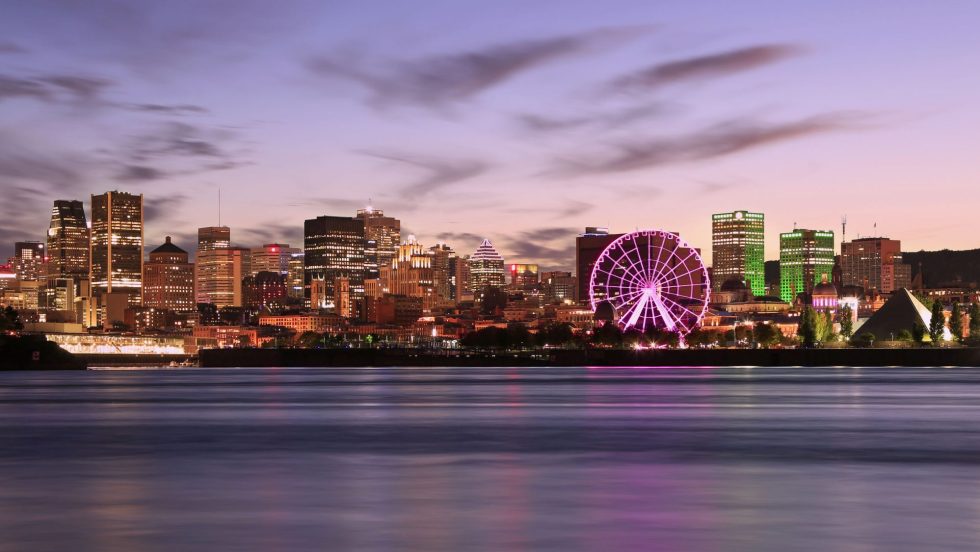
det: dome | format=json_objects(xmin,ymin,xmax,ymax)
[
  {"xmin": 719, "ymin": 278, "xmax": 748, "ymax": 292},
  {"xmin": 594, "ymin": 301, "xmax": 616, "ymax": 322},
  {"xmin": 813, "ymin": 281, "xmax": 838, "ymax": 297}
]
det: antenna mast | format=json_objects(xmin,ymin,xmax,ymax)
[{"xmin": 218, "ymin": 187, "xmax": 222, "ymax": 227}]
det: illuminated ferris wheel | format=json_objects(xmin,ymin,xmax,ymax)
[{"xmin": 589, "ymin": 230, "xmax": 710, "ymax": 335}]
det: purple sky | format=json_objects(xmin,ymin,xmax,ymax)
[{"xmin": 2, "ymin": 1, "xmax": 978, "ymax": 269}]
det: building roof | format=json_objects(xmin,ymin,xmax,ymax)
[
  {"xmin": 471, "ymin": 239, "xmax": 503, "ymax": 261},
  {"xmin": 813, "ymin": 281, "xmax": 838, "ymax": 296},
  {"xmin": 854, "ymin": 288, "xmax": 932, "ymax": 341},
  {"xmin": 151, "ymin": 236, "xmax": 187, "ymax": 255}
]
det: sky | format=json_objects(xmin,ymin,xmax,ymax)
[{"xmin": 1, "ymin": 0, "xmax": 978, "ymax": 270}]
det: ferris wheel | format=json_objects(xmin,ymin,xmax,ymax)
[{"xmin": 589, "ymin": 230, "xmax": 710, "ymax": 335}]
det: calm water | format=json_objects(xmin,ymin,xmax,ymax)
[{"xmin": 2, "ymin": 366, "xmax": 980, "ymax": 551}]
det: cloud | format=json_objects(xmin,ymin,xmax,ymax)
[
  {"xmin": 115, "ymin": 164, "xmax": 167, "ymax": 182},
  {"xmin": 237, "ymin": 223, "xmax": 304, "ymax": 247},
  {"xmin": 0, "ymin": 141, "xmax": 85, "ymax": 191},
  {"xmin": 360, "ymin": 150, "xmax": 490, "ymax": 196},
  {"xmin": 0, "ymin": 42, "xmax": 27, "ymax": 54},
  {"xmin": 433, "ymin": 232, "xmax": 485, "ymax": 250},
  {"xmin": 517, "ymin": 103, "xmax": 666, "ymax": 133},
  {"xmin": 126, "ymin": 103, "xmax": 210, "ymax": 115},
  {"xmin": 551, "ymin": 113, "xmax": 860, "ymax": 175},
  {"xmin": 144, "ymin": 194, "xmax": 188, "ymax": 223},
  {"xmin": 113, "ymin": 121, "xmax": 248, "ymax": 181},
  {"xmin": 0, "ymin": 73, "xmax": 112, "ymax": 104},
  {"xmin": 308, "ymin": 27, "xmax": 648, "ymax": 109},
  {"xmin": 607, "ymin": 44, "xmax": 802, "ymax": 92}
]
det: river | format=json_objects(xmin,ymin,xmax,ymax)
[{"xmin": 2, "ymin": 366, "xmax": 979, "ymax": 551}]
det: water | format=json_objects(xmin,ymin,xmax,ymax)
[{"xmin": 2, "ymin": 366, "xmax": 980, "ymax": 551}]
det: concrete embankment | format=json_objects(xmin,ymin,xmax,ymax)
[{"xmin": 199, "ymin": 347, "xmax": 980, "ymax": 368}]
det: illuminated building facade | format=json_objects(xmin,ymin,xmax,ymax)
[
  {"xmin": 46, "ymin": 200, "xmax": 89, "ymax": 284},
  {"xmin": 779, "ymin": 229, "xmax": 835, "ymax": 303},
  {"xmin": 250, "ymin": 243, "xmax": 299, "ymax": 277},
  {"xmin": 429, "ymin": 243, "xmax": 456, "ymax": 304},
  {"xmin": 841, "ymin": 237, "xmax": 911, "ymax": 293},
  {"xmin": 509, "ymin": 263, "xmax": 539, "ymax": 291},
  {"xmin": 287, "ymin": 252, "xmax": 305, "ymax": 300},
  {"xmin": 541, "ymin": 270, "xmax": 575, "ymax": 303},
  {"xmin": 355, "ymin": 207, "xmax": 400, "ymax": 278},
  {"xmin": 712, "ymin": 211, "xmax": 765, "ymax": 297},
  {"xmin": 142, "ymin": 236, "xmax": 195, "ymax": 312},
  {"xmin": 575, "ymin": 227, "xmax": 623, "ymax": 303},
  {"xmin": 90, "ymin": 191, "xmax": 144, "ymax": 304},
  {"xmin": 10, "ymin": 241, "xmax": 45, "ymax": 281},
  {"xmin": 304, "ymin": 215, "xmax": 366, "ymax": 310},
  {"xmin": 196, "ymin": 247, "xmax": 250, "ymax": 308},
  {"xmin": 468, "ymin": 239, "xmax": 505, "ymax": 297},
  {"xmin": 243, "ymin": 271, "xmax": 288, "ymax": 312},
  {"xmin": 381, "ymin": 237, "xmax": 436, "ymax": 311}
]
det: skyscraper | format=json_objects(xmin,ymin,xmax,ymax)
[
  {"xmin": 429, "ymin": 243, "xmax": 456, "ymax": 304},
  {"xmin": 11, "ymin": 241, "xmax": 45, "ymax": 281},
  {"xmin": 90, "ymin": 191, "xmax": 144, "ymax": 304},
  {"xmin": 143, "ymin": 236, "xmax": 195, "ymax": 312},
  {"xmin": 575, "ymin": 227, "xmax": 623, "ymax": 303},
  {"xmin": 250, "ymin": 243, "xmax": 300, "ymax": 277},
  {"xmin": 468, "ymin": 239, "xmax": 505, "ymax": 296},
  {"xmin": 841, "ymin": 237, "xmax": 911, "ymax": 293},
  {"xmin": 355, "ymin": 207, "xmax": 400, "ymax": 276},
  {"xmin": 381, "ymin": 236, "xmax": 436, "ymax": 311},
  {"xmin": 779, "ymin": 229, "xmax": 835, "ymax": 303},
  {"xmin": 195, "ymin": 226, "xmax": 231, "ymax": 305},
  {"xmin": 711, "ymin": 211, "xmax": 765, "ymax": 297},
  {"xmin": 509, "ymin": 263, "xmax": 539, "ymax": 291},
  {"xmin": 304, "ymin": 215, "xmax": 366, "ymax": 310},
  {"xmin": 196, "ymin": 246, "xmax": 250, "ymax": 308},
  {"xmin": 46, "ymin": 199, "xmax": 90, "ymax": 285}
]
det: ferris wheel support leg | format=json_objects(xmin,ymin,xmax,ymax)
[{"xmin": 651, "ymin": 293, "xmax": 677, "ymax": 332}]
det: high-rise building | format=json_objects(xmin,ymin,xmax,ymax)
[
  {"xmin": 575, "ymin": 227, "xmax": 623, "ymax": 303},
  {"xmin": 250, "ymin": 243, "xmax": 300, "ymax": 277},
  {"xmin": 196, "ymin": 246, "xmax": 250, "ymax": 308},
  {"xmin": 46, "ymin": 200, "xmax": 89, "ymax": 285},
  {"xmin": 381, "ymin": 237, "xmax": 436, "ymax": 311},
  {"xmin": 541, "ymin": 271, "xmax": 576, "ymax": 303},
  {"xmin": 90, "ymin": 191, "xmax": 143, "ymax": 304},
  {"xmin": 429, "ymin": 243, "xmax": 456, "ymax": 304},
  {"xmin": 779, "ymin": 229, "xmax": 835, "ymax": 303},
  {"xmin": 243, "ymin": 271, "xmax": 288, "ymax": 312},
  {"xmin": 304, "ymin": 215, "xmax": 366, "ymax": 310},
  {"xmin": 841, "ymin": 237, "xmax": 911, "ymax": 293},
  {"xmin": 509, "ymin": 263, "xmax": 539, "ymax": 291},
  {"xmin": 355, "ymin": 207, "xmax": 400, "ymax": 278},
  {"xmin": 286, "ymin": 252, "xmax": 305, "ymax": 301},
  {"xmin": 195, "ymin": 226, "xmax": 232, "ymax": 305},
  {"xmin": 197, "ymin": 226, "xmax": 231, "ymax": 252},
  {"xmin": 711, "ymin": 211, "xmax": 765, "ymax": 296},
  {"xmin": 11, "ymin": 241, "xmax": 45, "ymax": 281},
  {"xmin": 468, "ymin": 239, "xmax": 505, "ymax": 297},
  {"xmin": 143, "ymin": 236, "xmax": 195, "ymax": 312}
]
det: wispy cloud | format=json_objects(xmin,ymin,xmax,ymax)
[
  {"xmin": 0, "ymin": 73, "xmax": 112, "ymax": 104},
  {"xmin": 308, "ymin": 27, "xmax": 649, "ymax": 110},
  {"xmin": 606, "ymin": 44, "xmax": 802, "ymax": 93},
  {"xmin": 360, "ymin": 150, "xmax": 490, "ymax": 197},
  {"xmin": 144, "ymin": 193, "xmax": 188, "ymax": 223},
  {"xmin": 125, "ymin": 103, "xmax": 210, "ymax": 115},
  {"xmin": 517, "ymin": 103, "xmax": 666, "ymax": 134},
  {"xmin": 551, "ymin": 113, "xmax": 861, "ymax": 175},
  {"xmin": 111, "ymin": 121, "xmax": 249, "ymax": 182},
  {"xmin": 500, "ymin": 226, "xmax": 579, "ymax": 269},
  {"xmin": 0, "ymin": 42, "xmax": 27, "ymax": 55}
]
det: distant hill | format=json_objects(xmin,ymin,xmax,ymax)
[{"xmin": 903, "ymin": 249, "xmax": 980, "ymax": 288}]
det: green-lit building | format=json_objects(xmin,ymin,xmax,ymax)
[
  {"xmin": 779, "ymin": 229, "xmax": 835, "ymax": 303},
  {"xmin": 711, "ymin": 211, "xmax": 765, "ymax": 297}
]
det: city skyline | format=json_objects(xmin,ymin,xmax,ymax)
[{"xmin": 3, "ymin": 2, "xmax": 980, "ymax": 267}]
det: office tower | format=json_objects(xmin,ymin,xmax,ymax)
[
  {"xmin": 453, "ymin": 254, "xmax": 471, "ymax": 302},
  {"xmin": 46, "ymin": 200, "xmax": 89, "ymax": 285},
  {"xmin": 509, "ymin": 263, "xmax": 539, "ymax": 291},
  {"xmin": 355, "ymin": 207, "xmax": 400, "ymax": 276},
  {"xmin": 468, "ymin": 239, "xmax": 505, "ymax": 296},
  {"xmin": 286, "ymin": 252, "xmax": 305, "ymax": 300},
  {"xmin": 575, "ymin": 227, "xmax": 623, "ymax": 303},
  {"xmin": 841, "ymin": 237, "xmax": 911, "ymax": 293},
  {"xmin": 541, "ymin": 270, "xmax": 576, "ymax": 303},
  {"xmin": 90, "ymin": 191, "xmax": 144, "ymax": 304},
  {"xmin": 711, "ymin": 211, "xmax": 765, "ymax": 296},
  {"xmin": 381, "ymin": 237, "xmax": 436, "ymax": 311},
  {"xmin": 304, "ymin": 215, "xmax": 366, "ymax": 310},
  {"xmin": 429, "ymin": 243, "xmax": 456, "ymax": 304},
  {"xmin": 142, "ymin": 236, "xmax": 195, "ymax": 312},
  {"xmin": 779, "ymin": 229, "xmax": 836, "ymax": 303},
  {"xmin": 243, "ymin": 271, "xmax": 288, "ymax": 312},
  {"xmin": 197, "ymin": 226, "xmax": 231, "ymax": 252},
  {"xmin": 11, "ymin": 241, "xmax": 45, "ymax": 281},
  {"xmin": 196, "ymin": 247, "xmax": 250, "ymax": 308},
  {"xmin": 250, "ymin": 243, "xmax": 300, "ymax": 277},
  {"xmin": 195, "ymin": 226, "xmax": 231, "ymax": 305}
]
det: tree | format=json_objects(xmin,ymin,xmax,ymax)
[
  {"xmin": 753, "ymin": 323, "xmax": 782, "ymax": 348},
  {"xmin": 838, "ymin": 304, "xmax": 854, "ymax": 340},
  {"xmin": 928, "ymin": 301, "xmax": 946, "ymax": 344},
  {"xmin": 798, "ymin": 307, "xmax": 818, "ymax": 348},
  {"xmin": 535, "ymin": 322, "xmax": 574, "ymax": 347},
  {"xmin": 297, "ymin": 331, "xmax": 322, "ymax": 348},
  {"xmin": 591, "ymin": 322, "xmax": 623, "ymax": 347},
  {"xmin": 237, "ymin": 334, "xmax": 252, "ymax": 348},
  {"xmin": 970, "ymin": 303, "xmax": 980, "ymax": 345},
  {"xmin": 505, "ymin": 322, "xmax": 531, "ymax": 349},
  {"xmin": 911, "ymin": 319, "xmax": 926, "ymax": 344},
  {"xmin": 0, "ymin": 306, "xmax": 23, "ymax": 332},
  {"xmin": 895, "ymin": 329, "xmax": 914, "ymax": 342},
  {"xmin": 949, "ymin": 302, "xmax": 964, "ymax": 343},
  {"xmin": 817, "ymin": 309, "xmax": 836, "ymax": 343},
  {"xmin": 858, "ymin": 332, "xmax": 876, "ymax": 348}
]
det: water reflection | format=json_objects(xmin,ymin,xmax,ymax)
[{"xmin": 2, "ymin": 367, "xmax": 980, "ymax": 551}]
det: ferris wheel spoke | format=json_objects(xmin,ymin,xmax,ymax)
[
  {"xmin": 649, "ymin": 292, "xmax": 678, "ymax": 331},
  {"xmin": 622, "ymin": 289, "xmax": 652, "ymax": 329},
  {"xmin": 658, "ymin": 293, "xmax": 701, "ymax": 320}
]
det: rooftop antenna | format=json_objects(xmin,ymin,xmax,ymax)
[{"xmin": 841, "ymin": 215, "xmax": 847, "ymax": 244}]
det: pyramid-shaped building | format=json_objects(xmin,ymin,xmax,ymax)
[{"xmin": 855, "ymin": 288, "xmax": 932, "ymax": 341}]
